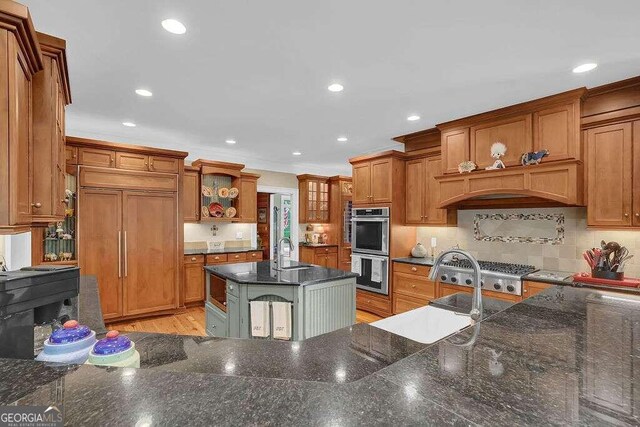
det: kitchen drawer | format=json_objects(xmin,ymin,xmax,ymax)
[
  {"xmin": 314, "ymin": 246, "xmax": 338, "ymax": 255},
  {"xmin": 226, "ymin": 281, "xmax": 239, "ymax": 298},
  {"xmin": 206, "ymin": 303, "xmax": 227, "ymax": 337},
  {"xmin": 393, "ymin": 262, "xmax": 430, "ymax": 277},
  {"xmin": 356, "ymin": 290, "xmax": 391, "ymax": 317},
  {"xmin": 393, "ymin": 272, "xmax": 436, "ymax": 299},
  {"xmin": 228, "ymin": 252, "xmax": 247, "ymax": 263},
  {"xmin": 393, "ymin": 293, "xmax": 429, "ymax": 314},
  {"xmin": 207, "ymin": 254, "xmax": 228, "ymax": 264},
  {"xmin": 247, "ymin": 251, "xmax": 263, "ymax": 261},
  {"xmin": 184, "ymin": 254, "xmax": 205, "ymax": 264}
]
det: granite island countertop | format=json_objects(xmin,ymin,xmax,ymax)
[
  {"xmin": 3, "ymin": 285, "xmax": 640, "ymax": 425},
  {"xmin": 205, "ymin": 260, "xmax": 358, "ymax": 286}
]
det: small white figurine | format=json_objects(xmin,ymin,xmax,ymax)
[{"xmin": 485, "ymin": 142, "xmax": 507, "ymax": 170}]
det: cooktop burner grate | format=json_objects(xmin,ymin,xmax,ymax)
[{"xmin": 442, "ymin": 259, "xmax": 537, "ymax": 276}]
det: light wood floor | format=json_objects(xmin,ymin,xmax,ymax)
[{"xmin": 106, "ymin": 306, "xmax": 383, "ymax": 336}]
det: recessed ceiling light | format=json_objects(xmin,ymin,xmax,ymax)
[
  {"xmin": 225, "ymin": 139, "xmax": 236, "ymax": 145},
  {"xmin": 572, "ymin": 63, "xmax": 597, "ymax": 73},
  {"xmin": 327, "ymin": 83, "xmax": 344, "ymax": 92},
  {"xmin": 292, "ymin": 151, "xmax": 302, "ymax": 156},
  {"xmin": 135, "ymin": 89, "xmax": 153, "ymax": 97},
  {"xmin": 407, "ymin": 115, "xmax": 420, "ymax": 121},
  {"xmin": 161, "ymin": 19, "xmax": 186, "ymax": 35},
  {"xmin": 337, "ymin": 136, "xmax": 348, "ymax": 142},
  {"xmin": 122, "ymin": 121, "xmax": 136, "ymax": 127}
]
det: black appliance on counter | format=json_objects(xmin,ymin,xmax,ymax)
[{"xmin": 0, "ymin": 266, "xmax": 79, "ymax": 359}]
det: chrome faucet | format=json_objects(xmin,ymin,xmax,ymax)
[
  {"xmin": 429, "ymin": 248, "xmax": 483, "ymax": 322},
  {"xmin": 276, "ymin": 237, "xmax": 294, "ymax": 266}
]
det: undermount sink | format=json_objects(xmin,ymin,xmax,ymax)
[{"xmin": 371, "ymin": 305, "xmax": 473, "ymax": 344}]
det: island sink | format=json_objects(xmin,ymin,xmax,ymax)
[{"xmin": 371, "ymin": 305, "xmax": 473, "ymax": 344}]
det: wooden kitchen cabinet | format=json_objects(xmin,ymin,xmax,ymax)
[
  {"xmin": 441, "ymin": 128, "xmax": 470, "ymax": 174},
  {"xmin": 65, "ymin": 145, "xmax": 77, "ymax": 165},
  {"xmin": 183, "ymin": 255, "xmax": 205, "ymax": 304},
  {"xmin": 148, "ymin": 155, "xmax": 180, "ymax": 173},
  {"xmin": 31, "ymin": 32, "xmax": 71, "ymax": 223},
  {"xmin": 300, "ymin": 245, "xmax": 338, "ymax": 268},
  {"xmin": 115, "ymin": 152, "xmax": 148, "ymax": 171},
  {"xmin": 356, "ymin": 290, "xmax": 392, "ymax": 318},
  {"xmin": 78, "ymin": 146, "xmax": 115, "ymax": 167},
  {"xmin": 533, "ymin": 100, "xmax": 581, "ymax": 163},
  {"xmin": 183, "ymin": 166, "xmax": 200, "ymax": 222},
  {"xmin": 405, "ymin": 155, "xmax": 455, "ymax": 225},
  {"xmin": 123, "ymin": 191, "xmax": 178, "ymax": 317},
  {"xmin": 471, "ymin": 113, "xmax": 532, "ymax": 169},
  {"xmin": 586, "ymin": 122, "xmax": 633, "ymax": 227},
  {"xmin": 238, "ymin": 173, "xmax": 259, "ymax": 223},
  {"xmin": 0, "ymin": 6, "xmax": 43, "ymax": 231},
  {"xmin": 392, "ymin": 262, "xmax": 436, "ymax": 314},
  {"xmin": 523, "ymin": 280, "xmax": 551, "ymax": 298},
  {"xmin": 298, "ymin": 175, "xmax": 330, "ymax": 223},
  {"xmin": 350, "ymin": 152, "xmax": 404, "ymax": 205}
]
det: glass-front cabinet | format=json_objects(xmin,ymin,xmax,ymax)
[{"xmin": 298, "ymin": 174, "xmax": 330, "ymax": 223}]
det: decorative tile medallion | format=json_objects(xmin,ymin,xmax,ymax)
[{"xmin": 473, "ymin": 213, "xmax": 565, "ymax": 245}]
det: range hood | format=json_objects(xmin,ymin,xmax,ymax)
[{"xmin": 434, "ymin": 159, "xmax": 584, "ymax": 209}]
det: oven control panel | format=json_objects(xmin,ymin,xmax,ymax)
[{"xmin": 437, "ymin": 268, "xmax": 522, "ymax": 296}]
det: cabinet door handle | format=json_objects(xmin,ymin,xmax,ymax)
[
  {"xmin": 191, "ymin": 257, "xmax": 197, "ymax": 261},
  {"xmin": 31, "ymin": 202, "xmax": 42, "ymax": 208},
  {"xmin": 411, "ymin": 267, "xmax": 417, "ymax": 272},
  {"xmin": 411, "ymin": 284, "xmax": 416, "ymax": 288},
  {"xmin": 124, "ymin": 231, "xmax": 128, "ymax": 277},
  {"xmin": 636, "ymin": 213, "xmax": 640, "ymax": 218},
  {"xmin": 118, "ymin": 231, "xmax": 122, "ymax": 278},
  {"xmin": 110, "ymin": 157, "xmax": 114, "ymax": 164},
  {"xmin": 624, "ymin": 213, "xmax": 629, "ymax": 217}
]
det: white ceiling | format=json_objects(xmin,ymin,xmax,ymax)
[{"xmin": 24, "ymin": 0, "xmax": 640, "ymax": 176}]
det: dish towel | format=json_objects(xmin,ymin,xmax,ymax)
[
  {"xmin": 250, "ymin": 301, "xmax": 270, "ymax": 338},
  {"xmin": 371, "ymin": 258, "xmax": 382, "ymax": 283},
  {"xmin": 351, "ymin": 258, "xmax": 361, "ymax": 275},
  {"xmin": 272, "ymin": 301, "xmax": 292, "ymax": 340}
]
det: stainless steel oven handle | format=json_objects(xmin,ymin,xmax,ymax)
[{"xmin": 351, "ymin": 217, "xmax": 389, "ymax": 222}]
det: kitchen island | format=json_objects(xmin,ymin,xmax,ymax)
[
  {"xmin": 2, "ymin": 285, "xmax": 640, "ymax": 425},
  {"xmin": 204, "ymin": 261, "xmax": 358, "ymax": 340}
]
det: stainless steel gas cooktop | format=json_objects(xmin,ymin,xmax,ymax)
[{"xmin": 437, "ymin": 259, "xmax": 538, "ymax": 296}]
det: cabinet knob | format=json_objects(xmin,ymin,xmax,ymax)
[
  {"xmin": 636, "ymin": 213, "xmax": 640, "ymax": 218},
  {"xmin": 214, "ymin": 257, "xmax": 220, "ymax": 260},
  {"xmin": 110, "ymin": 157, "xmax": 114, "ymax": 163},
  {"xmin": 31, "ymin": 202, "xmax": 42, "ymax": 208},
  {"xmin": 624, "ymin": 213, "xmax": 629, "ymax": 217},
  {"xmin": 367, "ymin": 300, "xmax": 372, "ymax": 303},
  {"xmin": 524, "ymin": 289, "xmax": 528, "ymax": 293},
  {"xmin": 191, "ymin": 257, "xmax": 197, "ymax": 261},
  {"xmin": 229, "ymin": 285, "xmax": 234, "ymax": 290},
  {"xmin": 411, "ymin": 284, "xmax": 416, "ymax": 288},
  {"xmin": 235, "ymin": 255, "xmax": 239, "ymax": 259},
  {"xmin": 411, "ymin": 267, "xmax": 417, "ymax": 272}
]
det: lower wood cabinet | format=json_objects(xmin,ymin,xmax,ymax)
[
  {"xmin": 392, "ymin": 262, "xmax": 436, "ymax": 314},
  {"xmin": 356, "ymin": 290, "xmax": 392, "ymax": 318},
  {"xmin": 300, "ymin": 245, "xmax": 338, "ymax": 269},
  {"xmin": 523, "ymin": 280, "xmax": 552, "ymax": 299},
  {"xmin": 80, "ymin": 187, "xmax": 179, "ymax": 320},
  {"xmin": 183, "ymin": 255, "xmax": 205, "ymax": 305}
]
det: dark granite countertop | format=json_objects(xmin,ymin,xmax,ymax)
[
  {"xmin": 184, "ymin": 246, "xmax": 263, "ymax": 255},
  {"xmin": 392, "ymin": 256, "xmax": 436, "ymax": 266},
  {"xmin": 205, "ymin": 260, "xmax": 358, "ymax": 286},
  {"xmin": 299, "ymin": 243, "xmax": 338, "ymax": 248},
  {"xmin": 3, "ymin": 285, "xmax": 640, "ymax": 425}
]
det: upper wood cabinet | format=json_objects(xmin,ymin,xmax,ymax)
[
  {"xmin": 405, "ymin": 156, "xmax": 456, "ymax": 226},
  {"xmin": 441, "ymin": 128, "xmax": 469, "ymax": 174},
  {"xmin": 298, "ymin": 175, "xmax": 330, "ymax": 223},
  {"xmin": 78, "ymin": 146, "xmax": 115, "ymax": 167},
  {"xmin": 470, "ymin": 113, "xmax": 532, "ymax": 169},
  {"xmin": 149, "ymin": 155, "xmax": 180, "ymax": 174},
  {"xmin": 238, "ymin": 173, "xmax": 259, "ymax": 223},
  {"xmin": 183, "ymin": 166, "xmax": 200, "ymax": 222},
  {"xmin": 350, "ymin": 152, "xmax": 403, "ymax": 206},
  {"xmin": 31, "ymin": 32, "xmax": 71, "ymax": 224},
  {"xmin": 115, "ymin": 152, "xmax": 148, "ymax": 171},
  {"xmin": 437, "ymin": 89, "xmax": 586, "ymax": 175},
  {"xmin": 586, "ymin": 122, "xmax": 634, "ymax": 227},
  {"xmin": 0, "ymin": 4, "xmax": 44, "ymax": 232}
]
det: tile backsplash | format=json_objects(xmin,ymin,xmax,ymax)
[
  {"xmin": 184, "ymin": 222, "xmax": 257, "ymax": 247},
  {"xmin": 416, "ymin": 207, "xmax": 640, "ymax": 278}
]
